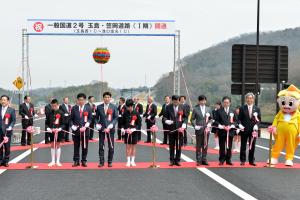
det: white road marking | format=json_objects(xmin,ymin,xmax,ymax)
[
  {"xmin": 187, "ymin": 125, "xmax": 300, "ymax": 160},
  {"xmin": 0, "ymin": 117, "xmax": 46, "ymax": 175},
  {"xmin": 141, "ymin": 130, "xmax": 258, "ymax": 200}
]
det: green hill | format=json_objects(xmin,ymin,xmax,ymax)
[{"xmin": 153, "ymin": 27, "xmax": 300, "ymax": 109}]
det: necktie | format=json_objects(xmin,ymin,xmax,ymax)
[
  {"xmin": 226, "ymin": 107, "xmax": 228, "ymax": 115},
  {"xmin": 248, "ymin": 106, "xmax": 252, "ymax": 118},
  {"xmin": 80, "ymin": 107, "xmax": 83, "ymax": 118}
]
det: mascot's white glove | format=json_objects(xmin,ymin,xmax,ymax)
[
  {"xmin": 181, "ymin": 123, "xmax": 187, "ymax": 129},
  {"xmin": 107, "ymin": 124, "xmax": 113, "ymax": 129},
  {"xmin": 84, "ymin": 122, "xmax": 90, "ymax": 128},
  {"xmin": 218, "ymin": 124, "xmax": 224, "ymax": 129},
  {"xmin": 71, "ymin": 125, "xmax": 78, "ymax": 131},
  {"xmin": 24, "ymin": 115, "xmax": 29, "ymax": 120},
  {"xmin": 238, "ymin": 124, "xmax": 245, "ymax": 131},
  {"xmin": 46, "ymin": 128, "xmax": 52, "ymax": 132},
  {"xmin": 253, "ymin": 124, "xmax": 258, "ymax": 131},
  {"xmin": 96, "ymin": 124, "xmax": 102, "ymax": 130},
  {"xmin": 194, "ymin": 125, "xmax": 201, "ymax": 130},
  {"xmin": 165, "ymin": 120, "xmax": 174, "ymax": 125}
]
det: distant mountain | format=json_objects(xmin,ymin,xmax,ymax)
[{"xmin": 153, "ymin": 27, "xmax": 300, "ymax": 107}]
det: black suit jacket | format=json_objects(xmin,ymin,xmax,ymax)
[
  {"xmin": 19, "ymin": 103, "xmax": 35, "ymax": 125},
  {"xmin": 238, "ymin": 104, "xmax": 261, "ymax": 134},
  {"xmin": 69, "ymin": 105, "xmax": 92, "ymax": 129},
  {"xmin": 95, "ymin": 103, "xmax": 118, "ymax": 132},
  {"xmin": 0, "ymin": 106, "xmax": 16, "ymax": 135},
  {"xmin": 163, "ymin": 104, "xmax": 188, "ymax": 131},
  {"xmin": 214, "ymin": 107, "xmax": 238, "ymax": 136},
  {"xmin": 59, "ymin": 104, "xmax": 72, "ymax": 125},
  {"xmin": 143, "ymin": 103, "xmax": 157, "ymax": 124},
  {"xmin": 45, "ymin": 109, "xmax": 67, "ymax": 130}
]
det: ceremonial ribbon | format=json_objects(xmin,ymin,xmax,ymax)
[
  {"xmin": 0, "ymin": 136, "xmax": 9, "ymax": 149},
  {"xmin": 80, "ymin": 127, "xmax": 87, "ymax": 149},
  {"xmin": 224, "ymin": 126, "xmax": 230, "ymax": 149},
  {"xmin": 249, "ymin": 131, "xmax": 258, "ymax": 150}
]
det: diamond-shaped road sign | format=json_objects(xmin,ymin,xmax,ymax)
[{"xmin": 13, "ymin": 76, "xmax": 24, "ymax": 90}]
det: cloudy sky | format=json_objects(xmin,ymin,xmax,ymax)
[{"xmin": 1, "ymin": 0, "xmax": 299, "ymax": 90}]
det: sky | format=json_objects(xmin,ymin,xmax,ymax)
[{"xmin": 0, "ymin": 0, "xmax": 299, "ymax": 90}]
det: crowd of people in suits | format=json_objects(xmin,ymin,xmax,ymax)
[{"xmin": 0, "ymin": 91, "xmax": 261, "ymax": 168}]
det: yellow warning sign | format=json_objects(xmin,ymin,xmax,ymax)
[{"xmin": 13, "ymin": 76, "xmax": 24, "ymax": 90}]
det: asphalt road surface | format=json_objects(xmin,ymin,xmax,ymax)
[{"xmin": 0, "ymin": 117, "xmax": 299, "ymax": 200}]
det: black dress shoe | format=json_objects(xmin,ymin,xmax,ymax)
[
  {"xmin": 196, "ymin": 162, "xmax": 201, "ymax": 166},
  {"xmin": 72, "ymin": 161, "xmax": 80, "ymax": 167},
  {"xmin": 169, "ymin": 162, "xmax": 174, "ymax": 166},
  {"xmin": 226, "ymin": 161, "xmax": 233, "ymax": 166},
  {"xmin": 2, "ymin": 163, "xmax": 9, "ymax": 167},
  {"xmin": 21, "ymin": 143, "xmax": 26, "ymax": 146},
  {"xmin": 240, "ymin": 162, "xmax": 245, "ymax": 166},
  {"xmin": 160, "ymin": 142, "xmax": 167, "ymax": 145},
  {"xmin": 45, "ymin": 141, "xmax": 50, "ymax": 144},
  {"xmin": 98, "ymin": 163, "xmax": 104, "ymax": 168},
  {"xmin": 219, "ymin": 161, "xmax": 224, "ymax": 166},
  {"xmin": 108, "ymin": 163, "xmax": 112, "ymax": 167},
  {"xmin": 175, "ymin": 162, "xmax": 181, "ymax": 166},
  {"xmin": 65, "ymin": 140, "xmax": 70, "ymax": 142},
  {"xmin": 144, "ymin": 141, "xmax": 151, "ymax": 143},
  {"xmin": 201, "ymin": 161, "xmax": 209, "ymax": 166},
  {"xmin": 81, "ymin": 162, "xmax": 88, "ymax": 167},
  {"xmin": 249, "ymin": 162, "xmax": 256, "ymax": 166}
]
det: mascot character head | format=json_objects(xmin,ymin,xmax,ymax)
[{"xmin": 277, "ymin": 84, "xmax": 300, "ymax": 114}]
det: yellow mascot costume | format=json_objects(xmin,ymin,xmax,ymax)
[{"xmin": 268, "ymin": 84, "xmax": 300, "ymax": 167}]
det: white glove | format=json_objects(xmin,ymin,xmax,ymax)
[
  {"xmin": 24, "ymin": 115, "xmax": 29, "ymax": 119},
  {"xmin": 84, "ymin": 122, "xmax": 90, "ymax": 128},
  {"xmin": 107, "ymin": 124, "xmax": 113, "ymax": 129},
  {"xmin": 57, "ymin": 128, "xmax": 62, "ymax": 132},
  {"xmin": 230, "ymin": 124, "xmax": 235, "ymax": 129},
  {"xmin": 92, "ymin": 113, "xmax": 96, "ymax": 116},
  {"xmin": 64, "ymin": 113, "xmax": 69, "ymax": 117},
  {"xmin": 165, "ymin": 120, "xmax": 174, "ymax": 125},
  {"xmin": 121, "ymin": 128, "xmax": 125, "ymax": 134},
  {"xmin": 6, "ymin": 126, "xmax": 12, "ymax": 131},
  {"xmin": 118, "ymin": 114, "xmax": 122, "ymax": 117},
  {"xmin": 238, "ymin": 124, "xmax": 245, "ymax": 130},
  {"xmin": 46, "ymin": 128, "xmax": 52, "ymax": 132},
  {"xmin": 207, "ymin": 123, "xmax": 212, "ymax": 128},
  {"xmin": 96, "ymin": 124, "xmax": 102, "ymax": 130},
  {"xmin": 253, "ymin": 124, "xmax": 258, "ymax": 131},
  {"xmin": 195, "ymin": 125, "xmax": 201, "ymax": 130},
  {"xmin": 34, "ymin": 114, "xmax": 39, "ymax": 118},
  {"xmin": 140, "ymin": 115, "xmax": 143, "ymax": 118},
  {"xmin": 181, "ymin": 123, "xmax": 187, "ymax": 129},
  {"xmin": 147, "ymin": 116, "xmax": 151, "ymax": 120},
  {"xmin": 71, "ymin": 125, "xmax": 78, "ymax": 131},
  {"xmin": 218, "ymin": 124, "xmax": 224, "ymax": 129},
  {"xmin": 253, "ymin": 112, "xmax": 258, "ymax": 117}
]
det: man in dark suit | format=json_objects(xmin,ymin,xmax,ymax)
[
  {"xmin": 143, "ymin": 96, "xmax": 157, "ymax": 143},
  {"xmin": 238, "ymin": 93, "xmax": 261, "ymax": 166},
  {"xmin": 214, "ymin": 96, "xmax": 238, "ymax": 166},
  {"xmin": 70, "ymin": 93, "xmax": 92, "ymax": 167},
  {"xmin": 133, "ymin": 97, "xmax": 143, "ymax": 141},
  {"xmin": 158, "ymin": 95, "xmax": 170, "ymax": 145},
  {"xmin": 190, "ymin": 95, "xmax": 212, "ymax": 166},
  {"xmin": 180, "ymin": 95, "xmax": 191, "ymax": 146},
  {"xmin": 19, "ymin": 95, "xmax": 37, "ymax": 146},
  {"xmin": 59, "ymin": 97, "xmax": 72, "ymax": 142},
  {"xmin": 95, "ymin": 91, "xmax": 118, "ymax": 168},
  {"xmin": 86, "ymin": 96, "xmax": 97, "ymax": 140},
  {"xmin": 163, "ymin": 95, "xmax": 188, "ymax": 166},
  {"xmin": 0, "ymin": 95, "xmax": 16, "ymax": 167},
  {"xmin": 45, "ymin": 97, "xmax": 54, "ymax": 144},
  {"xmin": 117, "ymin": 97, "xmax": 126, "ymax": 140}
]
